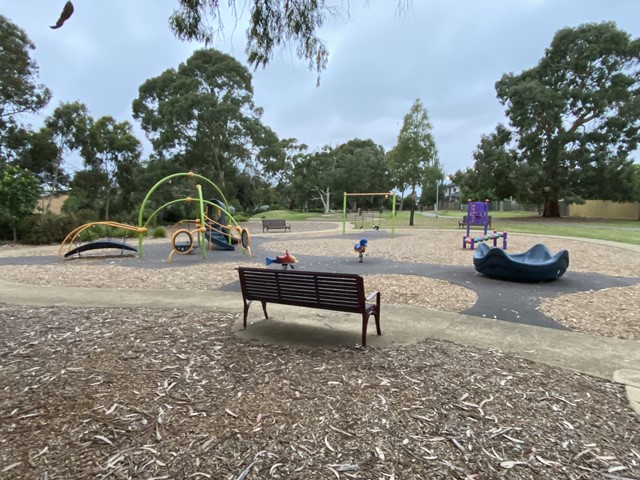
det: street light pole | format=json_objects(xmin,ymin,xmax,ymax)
[{"xmin": 435, "ymin": 180, "xmax": 439, "ymax": 215}]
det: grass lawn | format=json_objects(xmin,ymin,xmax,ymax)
[{"xmin": 250, "ymin": 210, "xmax": 640, "ymax": 245}]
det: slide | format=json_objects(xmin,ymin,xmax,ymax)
[
  {"xmin": 473, "ymin": 243, "xmax": 569, "ymax": 282},
  {"xmin": 205, "ymin": 229, "xmax": 235, "ymax": 251}
]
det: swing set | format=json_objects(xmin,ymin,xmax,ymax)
[{"xmin": 342, "ymin": 192, "xmax": 397, "ymax": 238}]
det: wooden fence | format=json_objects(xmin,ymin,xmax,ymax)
[{"xmin": 567, "ymin": 200, "xmax": 639, "ymax": 220}]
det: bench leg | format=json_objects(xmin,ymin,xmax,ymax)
[
  {"xmin": 361, "ymin": 315, "xmax": 369, "ymax": 347},
  {"xmin": 243, "ymin": 300, "xmax": 269, "ymax": 328},
  {"xmin": 374, "ymin": 311, "xmax": 382, "ymax": 336},
  {"xmin": 243, "ymin": 299, "xmax": 252, "ymax": 328}
]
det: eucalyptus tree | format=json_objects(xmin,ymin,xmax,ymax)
[
  {"xmin": 387, "ymin": 99, "xmax": 441, "ymax": 225},
  {"xmin": 25, "ymin": 102, "xmax": 93, "ymax": 212},
  {"xmin": 264, "ymin": 138, "xmax": 308, "ymax": 209},
  {"xmin": 84, "ymin": 116, "xmax": 142, "ymax": 220},
  {"xmin": 290, "ymin": 148, "xmax": 336, "ymax": 213},
  {"xmin": 0, "ymin": 165, "xmax": 41, "ymax": 241},
  {"xmin": 331, "ymin": 139, "xmax": 391, "ymax": 210},
  {"xmin": 132, "ymin": 48, "xmax": 280, "ymax": 188},
  {"xmin": 169, "ymin": 1, "xmax": 410, "ymax": 82},
  {"xmin": 455, "ymin": 124, "xmax": 520, "ymax": 203},
  {"xmin": 0, "ymin": 15, "xmax": 51, "ymax": 162},
  {"xmin": 495, "ymin": 22, "xmax": 640, "ymax": 217},
  {"xmin": 15, "ymin": 127, "xmax": 65, "ymax": 207}
]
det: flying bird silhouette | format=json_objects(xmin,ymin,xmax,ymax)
[{"xmin": 50, "ymin": 1, "xmax": 74, "ymax": 29}]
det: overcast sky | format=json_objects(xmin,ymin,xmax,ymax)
[{"xmin": 4, "ymin": 0, "xmax": 640, "ymax": 177}]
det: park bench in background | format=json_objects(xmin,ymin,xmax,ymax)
[
  {"xmin": 237, "ymin": 267, "xmax": 382, "ymax": 347},
  {"xmin": 262, "ymin": 219, "xmax": 291, "ymax": 232},
  {"xmin": 459, "ymin": 215, "xmax": 492, "ymax": 229}
]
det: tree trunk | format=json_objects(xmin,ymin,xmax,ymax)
[
  {"xmin": 409, "ymin": 188, "xmax": 418, "ymax": 226},
  {"xmin": 316, "ymin": 188, "xmax": 330, "ymax": 214},
  {"xmin": 104, "ymin": 190, "xmax": 111, "ymax": 221},
  {"xmin": 542, "ymin": 199, "xmax": 561, "ymax": 217},
  {"xmin": 45, "ymin": 154, "xmax": 63, "ymax": 214}
]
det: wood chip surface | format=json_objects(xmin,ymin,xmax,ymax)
[
  {"xmin": 0, "ymin": 226, "xmax": 639, "ymax": 478},
  {"xmin": 1, "ymin": 304, "xmax": 639, "ymax": 479}
]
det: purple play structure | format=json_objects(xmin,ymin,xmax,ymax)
[{"xmin": 462, "ymin": 199, "xmax": 508, "ymax": 250}]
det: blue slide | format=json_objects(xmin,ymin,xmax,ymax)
[
  {"xmin": 473, "ymin": 243, "xmax": 569, "ymax": 282},
  {"xmin": 205, "ymin": 229, "xmax": 235, "ymax": 251}
]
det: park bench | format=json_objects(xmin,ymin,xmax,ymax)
[
  {"xmin": 459, "ymin": 215, "xmax": 492, "ymax": 229},
  {"xmin": 262, "ymin": 219, "xmax": 291, "ymax": 232},
  {"xmin": 237, "ymin": 267, "xmax": 382, "ymax": 346}
]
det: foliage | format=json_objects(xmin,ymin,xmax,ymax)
[
  {"xmin": 286, "ymin": 139, "xmax": 391, "ymax": 213},
  {"xmin": 493, "ymin": 22, "xmax": 640, "ymax": 217},
  {"xmin": 64, "ymin": 167, "xmax": 109, "ymax": 216},
  {"xmin": 15, "ymin": 128, "xmax": 62, "ymax": 192},
  {"xmin": 83, "ymin": 116, "xmax": 142, "ymax": 220},
  {"xmin": 632, "ymin": 164, "xmax": 640, "ymax": 202},
  {"xmin": 0, "ymin": 15, "xmax": 51, "ymax": 162},
  {"xmin": 132, "ymin": 49, "xmax": 280, "ymax": 189},
  {"xmin": 387, "ymin": 99, "xmax": 441, "ymax": 225},
  {"xmin": 152, "ymin": 226, "xmax": 167, "ymax": 239},
  {"xmin": 169, "ymin": 1, "xmax": 329, "ymax": 82},
  {"xmin": 289, "ymin": 148, "xmax": 336, "ymax": 213},
  {"xmin": 248, "ymin": 210, "xmax": 318, "ymax": 221},
  {"xmin": 39, "ymin": 102, "xmax": 93, "ymax": 207},
  {"xmin": 0, "ymin": 165, "xmax": 41, "ymax": 241},
  {"xmin": 17, "ymin": 212, "xmax": 78, "ymax": 245},
  {"xmin": 232, "ymin": 212, "xmax": 249, "ymax": 222},
  {"xmin": 263, "ymin": 138, "xmax": 308, "ymax": 210},
  {"xmin": 168, "ymin": 1, "xmax": 410, "ymax": 83},
  {"xmin": 332, "ymin": 139, "xmax": 392, "ymax": 207}
]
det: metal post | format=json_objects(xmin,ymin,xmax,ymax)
[{"xmin": 342, "ymin": 192, "xmax": 347, "ymax": 235}]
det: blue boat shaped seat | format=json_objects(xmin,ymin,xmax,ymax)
[{"xmin": 473, "ymin": 243, "xmax": 569, "ymax": 282}]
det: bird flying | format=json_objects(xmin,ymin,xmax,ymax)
[{"xmin": 50, "ymin": 1, "xmax": 74, "ymax": 29}]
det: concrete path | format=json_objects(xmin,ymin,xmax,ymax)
[{"xmin": 1, "ymin": 276, "xmax": 638, "ymax": 415}]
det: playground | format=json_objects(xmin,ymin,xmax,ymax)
[
  {"xmin": 0, "ymin": 223, "xmax": 639, "ymax": 339},
  {"xmin": 0, "ymin": 223, "xmax": 639, "ymax": 478}
]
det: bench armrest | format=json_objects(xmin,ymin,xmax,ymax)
[{"xmin": 366, "ymin": 291, "xmax": 380, "ymax": 303}]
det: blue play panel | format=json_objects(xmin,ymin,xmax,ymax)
[{"xmin": 474, "ymin": 243, "xmax": 569, "ymax": 282}]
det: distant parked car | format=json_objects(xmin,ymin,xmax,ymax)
[{"xmin": 254, "ymin": 205, "xmax": 270, "ymax": 213}]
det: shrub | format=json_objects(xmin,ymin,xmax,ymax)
[
  {"xmin": 233, "ymin": 213, "xmax": 249, "ymax": 222},
  {"xmin": 17, "ymin": 213, "xmax": 79, "ymax": 245},
  {"xmin": 152, "ymin": 227, "xmax": 167, "ymax": 238},
  {"xmin": 77, "ymin": 225, "xmax": 109, "ymax": 242}
]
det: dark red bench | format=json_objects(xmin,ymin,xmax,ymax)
[
  {"xmin": 459, "ymin": 215, "xmax": 492, "ymax": 229},
  {"xmin": 237, "ymin": 267, "xmax": 381, "ymax": 346},
  {"xmin": 262, "ymin": 219, "xmax": 291, "ymax": 232}
]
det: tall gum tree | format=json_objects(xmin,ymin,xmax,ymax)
[
  {"xmin": 0, "ymin": 15, "xmax": 51, "ymax": 161},
  {"xmin": 495, "ymin": 22, "xmax": 640, "ymax": 217},
  {"xmin": 0, "ymin": 165, "xmax": 40, "ymax": 241},
  {"xmin": 132, "ymin": 48, "xmax": 279, "ymax": 187},
  {"xmin": 85, "ymin": 116, "xmax": 142, "ymax": 220},
  {"xmin": 169, "ymin": 1, "xmax": 411, "ymax": 82},
  {"xmin": 388, "ymin": 99, "xmax": 440, "ymax": 226},
  {"xmin": 41, "ymin": 102, "xmax": 92, "ymax": 212}
]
